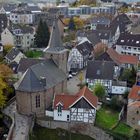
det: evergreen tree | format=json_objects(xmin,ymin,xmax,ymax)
[
  {"xmin": 68, "ymin": 17, "xmax": 76, "ymax": 31},
  {"xmin": 34, "ymin": 19, "xmax": 50, "ymax": 48}
]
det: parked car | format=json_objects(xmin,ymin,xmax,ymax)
[
  {"xmin": 67, "ymin": 74, "xmax": 73, "ymax": 80},
  {"xmin": 71, "ymin": 72, "xmax": 78, "ymax": 76}
]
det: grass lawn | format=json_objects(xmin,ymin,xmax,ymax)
[
  {"xmin": 95, "ymin": 105, "xmax": 134, "ymax": 139},
  {"xmin": 30, "ymin": 125, "xmax": 94, "ymax": 140},
  {"xmin": 95, "ymin": 105, "xmax": 119, "ymax": 129},
  {"xmin": 113, "ymin": 123, "xmax": 134, "ymax": 137},
  {"xmin": 25, "ymin": 50, "xmax": 43, "ymax": 58}
]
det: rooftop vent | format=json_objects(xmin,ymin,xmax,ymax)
[{"xmin": 40, "ymin": 76, "xmax": 46, "ymax": 87}]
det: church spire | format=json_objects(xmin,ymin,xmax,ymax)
[{"xmin": 44, "ymin": 19, "xmax": 65, "ymax": 53}]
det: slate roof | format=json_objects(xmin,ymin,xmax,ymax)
[
  {"xmin": 5, "ymin": 48, "xmax": 21, "ymax": 61},
  {"xmin": 130, "ymin": 24, "xmax": 140, "ymax": 34},
  {"xmin": 0, "ymin": 13, "xmax": 8, "ymax": 33},
  {"xmin": 44, "ymin": 20, "xmax": 65, "ymax": 53},
  {"xmin": 1, "ymin": 4, "xmax": 16, "ymax": 12},
  {"xmin": 15, "ymin": 67, "xmax": 44, "ymax": 92},
  {"xmin": 76, "ymin": 30, "xmax": 101, "ymax": 46},
  {"xmin": 116, "ymin": 33, "xmax": 140, "ymax": 47},
  {"xmin": 112, "ymin": 14, "xmax": 132, "ymax": 33},
  {"xmin": 90, "ymin": 14, "xmax": 132, "ymax": 40},
  {"xmin": 8, "ymin": 24, "xmax": 34, "ymax": 34},
  {"xmin": 15, "ymin": 59, "xmax": 66, "ymax": 92},
  {"xmin": 26, "ymin": 6, "xmax": 41, "ymax": 12},
  {"xmin": 54, "ymin": 86, "xmax": 98, "ymax": 110},
  {"xmin": 95, "ymin": 52, "xmax": 114, "ymax": 62},
  {"xmin": 17, "ymin": 58, "xmax": 45, "ymax": 73},
  {"xmin": 90, "ymin": 17, "xmax": 111, "ymax": 25},
  {"xmin": 86, "ymin": 60, "xmax": 115, "ymax": 80},
  {"xmin": 76, "ymin": 41, "xmax": 93, "ymax": 56}
]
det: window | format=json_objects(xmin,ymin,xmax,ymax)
[
  {"xmin": 57, "ymin": 104, "xmax": 62, "ymax": 116},
  {"xmin": 67, "ymin": 115, "xmax": 69, "ymax": 121},
  {"xmin": 58, "ymin": 105, "xmax": 62, "ymax": 113},
  {"xmin": 35, "ymin": 95, "xmax": 40, "ymax": 108}
]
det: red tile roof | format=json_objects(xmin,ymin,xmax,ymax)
[
  {"xmin": 53, "ymin": 86, "xmax": 98, "ymax": 110},
  {"xmin": 107, "ymin": 48, "xmax": 138, "ymax": 65},
  {"xmin": 75, "ymin": 86, "xmax": 98, "ymax": 108},
  {"xmin": 128, "ymin": 85, "xmax": 140, "ymax": 100},
  {"xmin": 128, "ymin": 101, "xmax": 140, "ymax": 107}
]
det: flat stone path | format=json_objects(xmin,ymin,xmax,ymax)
[{"xmin": 3, "ymin": 101, "xmax": 32, "ymax": 140}]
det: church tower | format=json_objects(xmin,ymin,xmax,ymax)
[{"xmin": 44, "ymin": 19, "xmax": 68, "ymax": 74}]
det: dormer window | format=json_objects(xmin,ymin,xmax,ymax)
[
  {"xmin": 121, "ymin": 40, "xmax": 124, "ymax": 43},
  {"xmin": 136, "ymin": 41, "xmax": 139, "ymax": 44}
]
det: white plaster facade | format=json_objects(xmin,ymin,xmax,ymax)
[
  {"xmin": 1, "ymin": 28, "xmax": 34, "ymax": 50},
  {"xmin": 10, "ymin": 13, "xmax": 34, "ymax": 24},
  {"xmin": 1, "ymin": 28, "xmax": 15, "ymax": 46},
  {"xmin": 116, "ymin": 45, "xmax": 140, "ymax": 59}
]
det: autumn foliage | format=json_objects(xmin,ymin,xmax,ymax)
[{"xmin": 0, "ymin": 64, "xmax": 13, "ymax": 108}]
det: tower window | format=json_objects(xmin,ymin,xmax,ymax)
[{"xmin": 36, "ymin": 95, "xmax": 40, "ymax": 108}]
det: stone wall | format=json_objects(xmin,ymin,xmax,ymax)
[
  {"xmin": 127, "ymin": 104, "xmax": 140, "ymax": 130},
  {"xmin": 36, "ymin": 119, "xmax": 113, "ymax": 140}
]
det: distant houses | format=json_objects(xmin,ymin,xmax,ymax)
[
  {"xmin": 115, "ymin": 33, "xmax": 140, "ymax": 58},
  {"xmin": 1, "ymin": 24, "xmax": 34, "ymax": 50},
  {"xmin": 5, "ymin": 47, "xmax": 26, "ymax": 64}
]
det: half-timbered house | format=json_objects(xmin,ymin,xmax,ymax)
[
  {"xmin": 53, "ymin": 86, "xmax": 98, "ymax": 123},
  {"xmin": 67, "ymin": 41, "xmax": 93, "ymax": 72}
]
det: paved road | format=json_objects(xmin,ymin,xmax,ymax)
[
  {"xmin": 67, "ymin": 69, "xmax": 86, "ymax": 95},
  {"xmin": 3, "ymin": 101, "xmax": 32, "ymax": 140}
]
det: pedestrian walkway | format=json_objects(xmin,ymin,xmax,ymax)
[{"xmin": 3, "ymin": 101, "xmax": 32, "ymax": 140}]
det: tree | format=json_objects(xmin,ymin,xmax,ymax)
[
  {"xmin": 120, "ymin": 66, "xmax": 136, "ymax": 87},
  {"xmin": 0, "ymin": 64, "xmax": 13, "ymax": 80},
  {"xmin": 34, "ymin": 19, "xmax": 50, "ymax": 48},
  {"xmin": 3, "ymin": 45, "xmax": 13, "ymax": 55},
  {"xmin": 64, "ymin": 17, "xmax": 85, "ymax": 30},
  {"xmin": 93, "ymin": 83, "xmax": 106, "ymax": 100},
  {"xmin": 109, "ymin": 96, "xmax": 123, "ymax": 111},
  {"xmin": 0, "ymin": 64, "xmax": 13, "ymax": 108},
  {"xmin": 68, "ymin": 17, "xmax": 76, "ymax": 31},
  {"xmin": 0, "ymin": 77, "xmax": 6, "ymax": 108},
  {"xmin": 76, "ymin": 0, "xmax": 96, "ymax": 6},
  {"xmin": 132, "ymin": 129, "xmax": 140, "ymax": 140},
  {"xmin": 78, "ymin": 71, "xmax": 84, "ymax": 85}
]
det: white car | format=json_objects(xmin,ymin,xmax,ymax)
[
  {"xmin": 72, "ymin": 72, "xmax": 77, "ymax": 76},
  {"xmin": 68, "ymin": 74, "xmax": 72, "ymax": 79}
]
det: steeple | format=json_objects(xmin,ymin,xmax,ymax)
[
  {"xmin": 44, "ymin": 19, "xmax": 65, "ymax": 53},
  {"xmin": 44, "ymin": 19, "xmax": 68, "ymax": 74}
]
